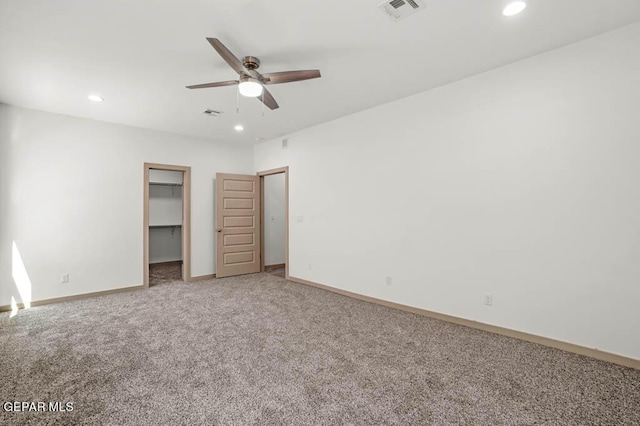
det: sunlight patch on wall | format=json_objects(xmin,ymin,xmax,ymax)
[{"xmin": 12, "ymin": 241, "xmax": 32, "ymax": 310}]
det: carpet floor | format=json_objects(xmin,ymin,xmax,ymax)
[
  {"xmin": 1, "ymin": 273, "xmax": 639, "ymax": 425},
  {"xmin": 149, "ymin": 262, "xmax": 182, "ymax": 286},
  {"xmin": 266, "ymin": 267, "xmax": 286, "ymax": 278}
]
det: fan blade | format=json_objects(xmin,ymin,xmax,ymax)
[
  {"xmin": 262, "ymin": 70, "xmax": 321, "ymax": 85},
  {"xmin": 186, "ymin": 80, "xmax": 239, "ymax": 89},
  {"xmin": 207, "ymin": 38, "xmax": 246, "ymax": 75},
  {"xmin": 258, "ymin": 87, "xmax": 279, "ymax": 110}
]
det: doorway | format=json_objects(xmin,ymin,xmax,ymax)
[
  {"xmin": 259, "ymin": 167, "xmax": 289, "ymax": 280},
  {"xmin": 213, "ymin": 167, "xmax": 289, "ymax": 279},
  {"xmin": 143, "ymin": 163, "xmax": 191, "ymax": 288}
]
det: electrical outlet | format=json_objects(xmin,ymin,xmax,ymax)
[
  {"xmin": 483, "ymin": 294, "xmax": 493, "ymax": 306},
  {"xmin": 60, "ymin": 273, "xmax": 69, "ymax": 284},
  {"xmin": 297, "ymin": 216, "xmax": 304, "ymax": 223},
  {"xmin": 386, "ymin": 276, "xmax": 392, "ymax": 286}
]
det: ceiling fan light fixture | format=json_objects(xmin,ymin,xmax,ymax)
[{"xmin": 238, "ymin": 78, "xmax": 263, "ymax": 98}]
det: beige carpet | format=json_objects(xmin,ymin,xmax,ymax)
[
  {"xmin": 1, "ymin": 273, "xmax": 639, "ymax": 425},
  {"xmin": 149, "ymin": 262, "xmax": 182, "ymax": 286},
  {"xmin": 266, "ymin": 266, "xmax": 286, "ymax": 278}
]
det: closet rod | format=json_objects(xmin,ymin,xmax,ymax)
[{"xmin": 149, "ymin": 182, "xmax": 183, "ymax": 187}]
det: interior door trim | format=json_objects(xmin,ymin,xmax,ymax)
[
  {"xmin": 143, "ymin": 162, "xmax": 191, "ymax": 288},
  {"xmin": 257, "ymin": 166, "xmax": 289, "ymax": 280}
]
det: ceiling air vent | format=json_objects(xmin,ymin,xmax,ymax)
[
  {"xmin": 378, "ymin": 0, "xmax": 426, "ymax": 21},
  {"xmin": 203, "ymin": 109, "xmax": 223, "ymax": 117}
]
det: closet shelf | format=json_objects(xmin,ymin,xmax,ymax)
[
  {"xmin": 149, "ymin": 224, "xmax": 182, "ymax": 228},
  {"xmin": 149, "ymin": 182, "xmax": 182, "ymax": 187}
]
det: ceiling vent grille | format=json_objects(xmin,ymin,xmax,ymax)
[
  {"xmin": 378, "ymin": 0, "xmax": 426, "ymax": 21},
  {"xmin": 203, "ymin": 109, "xmax": 223, "ymax": 117}
]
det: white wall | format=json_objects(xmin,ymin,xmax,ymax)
[
  {"xmin": 0, "ymin": 105, "xmax": 252, "ymax": 306},
  {"xmin": 254, "ymin": 23, "xmax": 640, "ymax": 360},
  {"xmin": 149, "ymin": 227, "xmax": 182, "ymax": 264},
  {"xmin": 148, "ymin": 182, "xmax": 183, "ymax": 264},
  {"xmin": 263, "ymin": 173, "xmax": 286, "ymax": 266},
  {"xmin": 148, "ymin": 185, "xmax": 182, "ymax": 227},
  {"xmin": 0, "ymin": 105, "xmax": 11, "ymax": 306},
  {"xmin": 148, "ymin": 169, "xmax": 183, "ymax": 185}
]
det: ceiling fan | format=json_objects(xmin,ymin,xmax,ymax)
[{"xmin": 186, "ymin": 38, "xmax": 321, "ymax": 110}]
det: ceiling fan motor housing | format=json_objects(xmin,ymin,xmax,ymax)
[{"xmin": 242, "ymin": 56, "xmax": 261, "ymax": 70}]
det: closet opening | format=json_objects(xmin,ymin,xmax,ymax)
[
  {"xmin": 258, "ymin": 167, "xmax": 289, "ymax": 279},
  {"xmin": 143, "ymin": 163, "xmax": 191, "ymax": 288}
]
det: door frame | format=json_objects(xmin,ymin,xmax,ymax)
[
  {"xmin": 143, "ymin": 162, "xmax": 191, "ymax": 288},
  {"xmin": 257, "ymin": 166, "xmax": 289, "ymax": 279}
]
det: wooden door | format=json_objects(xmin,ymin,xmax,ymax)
[{"xmin": 216, "ymin": 173, "xmax": 261, "ymax": 278}]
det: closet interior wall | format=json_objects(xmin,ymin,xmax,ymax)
[
  {"xmin": 263, "ymin": 173, "xmax": 286, "ymax": 268},
  {"xmin": 148, "ymin": 169, "xmax": 183, "ymax": 266}
]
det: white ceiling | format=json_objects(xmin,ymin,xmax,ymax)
[{"xmin": 1, "ymin": 0, "xmax": 639, "ymax": 144}]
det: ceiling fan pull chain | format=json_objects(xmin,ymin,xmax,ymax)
[
  {"xmin": 236, "ymin": 86, "xmax": 240, "ymax": 114},
  {"xmin": 261, "ymin": 91, "xmax": 265, "ymax": 117}
]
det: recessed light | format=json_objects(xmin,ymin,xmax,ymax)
[
  {"xmin": 234, "ymin": 125, "xmax": 244, "ymax": 132},
  {"xmin": 88, "ymin": 95, "xmax": 104, "ymax": 102},
  {"xmin": 503, "ymin": 1, "xmax": 526, "ymax": 16}
]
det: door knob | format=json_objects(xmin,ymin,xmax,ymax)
[{"xmin": 216, "ymin": 229, "xmax": 222, "ymax": 232}]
